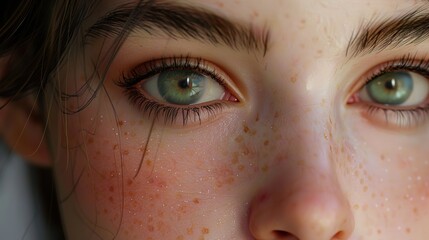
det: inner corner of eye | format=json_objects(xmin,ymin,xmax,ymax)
[{"xmin": 346, "ymin": 92, "xmax": 360, "ymax": 105}]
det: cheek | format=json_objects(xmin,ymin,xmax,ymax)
[
  {"xmin": 344, "ymin": 119, "xmax": 429, "ymax": 236},
  {"xmin": 52, "ymin": 103, "xmax": 256, "ymax": 239}
]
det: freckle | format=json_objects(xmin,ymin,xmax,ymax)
[
  {"xmin": 406, "ymin": 228, "xmax": 411, "ymax": 234},
  {"xmin": 242, "ymin": 146, "xmax": 250, "ymax": 155},
  {"xmin": 380, "ymin": 154, "xmax": 385, "ymax": 161},
  {"xmin": 317, "ymin": 49, "xmax": 323, "ymax": 54},
  {"xmin": 300, "ymin": 19, "xmax": 306, "ymax": 24},
  {"xmin": 109, "ymin": 186, "xmax": 114, "ymax": 192},
  {"xmin": 363, "ymin": 186, "xmax": 368, "ymax": 192},
  {"xmin": 123, "ymin": 150, "xmax": 129, "ymax": 155},
  {"xmin": 226, "ymin": 177, "xmax": 235, "ymax": 184},
  {"xmin": 109, "ymin": 196, "xmax": 114, "ymax": 203},
  {"xmin": 187, "ymin": 227, "xmax": 194, "ymax": 235},
  {"xmin": 103, "ymin": 208, "xmax": 108, "ymax": 214},
  {"xmin": 176, "ymin": 235, "xmax": 185, "ymax": 240},
  {"xmin": 353, "ymin": 204, "xmax": 360, "ymax": 210},
  {"xmin": 290, "ymin": 74, "xmax": 297, "ymax": 83},
  {"xmin": 274, "ymin": 112, "xmax": 280, "ymax": 118},
  {"xmin": 87, "ymin": 137, "xmax": 94, "ymax": 144},
  {"xmin": 118, "ymin": 120, "xmax": 124, "ymax": 126},
  {"xmin": 238, "ymin": 164, "xmax": 245, "ymax": 171},
  {"xmin": 261, "ymin": 164, "xmax": 269, "ymax": 172},
  {"xmin": 231, "ymin": 157, "xmax": 239, "ymax": 165},
  {"xmin": 146, "ymin": 159, "xmax": 153, "ymax": 167},
  {"xmin": 264, "ymin": 140, "xmax": 269, "ymax": 146},
  {"xmin": 127, "ymin": 179, "xmax": 133, "ymax": 186},
  {"xmin": 255, "ymin": 113, "xmax": 259, "ymax": 122},
  {"xmin": 235, "ymin": 135, "xmax": 243, "ymax": 143},
  {"xmin": 243, "ymin": 125, "xmax": 250, "ymax": 133},
  {"xmin": 193, "ymin": 198, "xmax": 200, "ymax": 204},
  {"xmin": 113, "ymin": 144, "xmax": 119, "ymax": 150},
  {"xmin": 377, "ymin": 229, "xmax": 382, "ymax": 234},
  {"xmin": 148, "ymin": 225, "xmax": 155, "ymax": 232},
  {"xmin": 202, "ymin": 227, "xmax": 210, "ymax": 234}
]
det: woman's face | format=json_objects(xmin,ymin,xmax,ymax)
[{"xmin": 49, "ymin": 0, "xmax": 429, "ymax": 239}]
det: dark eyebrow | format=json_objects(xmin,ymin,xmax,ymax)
[
  {"xmin": 346, "ymin": 7, "xmax": 429, "ymax": 58},
  {"xmin": 85, "ymin": 1, "xmax": 270, "ymax": 56}
]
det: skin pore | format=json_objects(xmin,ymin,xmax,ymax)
[{"xmin": 40, "ymin": 0, "xmax": 429, "ymax": 239}]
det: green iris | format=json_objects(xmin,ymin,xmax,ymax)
[
  {"xmin": 157, "ymin": 70, "xmax": 206, "ymax": 105},
  {"xmin": 366, "ymin": 71, "xmax": 413, "ymax": 105}
]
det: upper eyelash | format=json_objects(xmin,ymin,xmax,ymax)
[
  {"xmin": 117, "ymin": 56, "xmax": 226, "ymax": 88},
  {"xmin": 364, "ymin": 53, "xmax": 429, "ymax": 84}
]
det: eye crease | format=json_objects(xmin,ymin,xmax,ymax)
[{"xmin": 116, "ymin": 56, "xmax": 239, "ymax": 125}]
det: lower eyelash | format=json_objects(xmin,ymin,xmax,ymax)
[
  {"xmin": 366, "ymin": 105, "xmax": 429, "ymax": 128},
  {"xmin": 126, "ymin": 88, "xmax": 226, "ymax": 125}
]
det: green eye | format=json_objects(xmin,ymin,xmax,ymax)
[
  {"xmin": 359, "ymin": 71, "xmax": 429, "ymax": 107},
  {"xmin": 366, "ymin": 71, "xmax": 413, "ymax": 105},
  {"xmin": 143, "ymin": 69, "xmax": 226, "ymax": 106},
  {"xmin": 157, "ymin": 70, "xmax": 205, "ymax": 105}
]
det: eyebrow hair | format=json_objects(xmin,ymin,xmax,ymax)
[
  {"xmin": 85, "ymin": 0, "xmax": 270, "ymax": 56},
  {"xmin": 346, "ymin": 7, "xmax": 429, "ymax": 57}
]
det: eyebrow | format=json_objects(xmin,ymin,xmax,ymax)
[
  {"xmin": 85, "ymin": 0, "xmax": 270, "ymax": 56},
  {"xmin": 346, "ymin": 7, "xmax": 429, "ymax": 57}
]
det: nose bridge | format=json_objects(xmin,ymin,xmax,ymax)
[{"xmin": 248, "ymin": 100, "xmax": 355, "ymax": 239}]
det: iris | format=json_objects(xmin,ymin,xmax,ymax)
[
  {"xmin": 366, "ymin": 71, "xmax": 413, "ymax": 105},
  {"xmin": 157, "ymin": 70, "xmax": 206, "ymax": 105}
]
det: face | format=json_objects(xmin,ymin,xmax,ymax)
[{"xmin": 47, "ymin": 0, "xmax": 429, "ymax": 239}]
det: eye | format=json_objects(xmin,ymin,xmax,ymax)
[
  {"xmin": 141, "ymin": 69, "xmax": 229, "ymax": 105},
  {"xmin": 118, "ymin": 56, "xmax": 239, "ymax": 125},
  {"xmin": 348, "ymin": 55, "xmax": 429, "ymax": 129},
  {"xmin": 358, "ymin": 71, "xmax": 429, "ymax": 107}
]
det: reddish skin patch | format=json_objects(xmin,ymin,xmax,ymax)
[
  {"xmin": 259, "ymin": 193, "xmax": 269, "ymax": 203},
  {"xmin": 109, "ymin": 186, "xmax": 114, "ymax": 192}
]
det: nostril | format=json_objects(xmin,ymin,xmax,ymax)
[{"xmin": 272, "ymin": 230, "xmax": 299, "ymax": 240}]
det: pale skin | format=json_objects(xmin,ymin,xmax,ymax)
[{"xmin": 2, "ymin": 0, "xmax": 429, "ymax": 239}]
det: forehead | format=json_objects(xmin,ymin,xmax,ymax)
[{"xmin": 97, "ymin": 0, "xmax": 427, "ymax": 42}]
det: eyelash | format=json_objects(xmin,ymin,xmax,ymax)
[
  {"xmin": 355, "ymin": 53, "xmax": 429, "ymax": 128},
  {"xmin": 117, "ymin": 56, "xmax": 231, "ymax": 125}
]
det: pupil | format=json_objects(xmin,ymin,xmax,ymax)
[
  {"xmin": 178, "ymin": 77, "xmax": 191, "ymax": 89},
  {"xmin": 384, "ymin": 79, "xmax": 396, "ymax": 90}
]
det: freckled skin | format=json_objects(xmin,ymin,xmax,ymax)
[{"xmin": 45, "ymin": 0, "xmax": 429, "ymax": 239}]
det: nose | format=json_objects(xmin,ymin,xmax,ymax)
[{"xmin": 248, "ymin": 167, "xmax": 355, "ymax": 240}]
